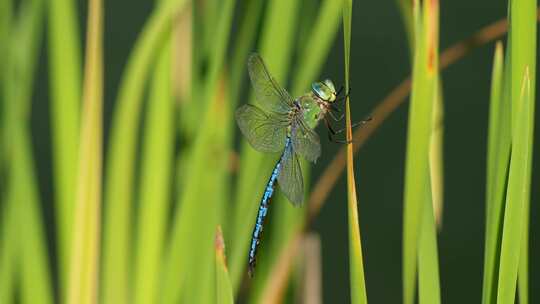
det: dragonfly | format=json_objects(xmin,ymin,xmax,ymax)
[{"xmin": 236, "ymin": 53, "xmax": 361, "ymax": 276}]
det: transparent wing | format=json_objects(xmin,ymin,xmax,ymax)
[
  {"xmin": 277, "ymin": 139, "xmax": 304, "ymax": 206},
  {"xmin": 291, "ymin": 118, "xmax": 321, "ymax": 163},
  {"xmin": 236, "ymin": 104, "xmax": 289, "ymax": 153},
  {"xmin": 248, "ymin": 53, "xmax": 294, "ymax": 113}
]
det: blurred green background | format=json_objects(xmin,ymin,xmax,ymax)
[{"xmin": 21, "ymin": 0, "xmax": 538, "ymax": 303}]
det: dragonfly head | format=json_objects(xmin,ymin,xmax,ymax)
[{"xmin": 311, "ymin": 79, "xmax": 337, "ymax": 103}]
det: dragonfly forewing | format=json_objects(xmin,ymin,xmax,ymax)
[{"xmin": 248, "ymin": 53, "xmax": 294, "ymax": 114}]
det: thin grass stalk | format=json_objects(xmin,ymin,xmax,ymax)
[
  {"xmin": 66, "ymin": 0, "xmax": 103, "ymax": 302},
  {"xmin": 178, "ymin": 2, "xmax": 200, "ymax": 139},
  {"xmin": 343, "ymin": 0, "xmax": 368, "ymax": 303},
  {"xmin": 101, "ymin": 2, "xmax": 187, "ymax": 303},
  {"xmin": 47, "ymin": 0, "xmax": 82, "ymax": 291},
  {"xmin": 396, "ymin": 0, "xmax": 415, "ymax": 57},
  {"xmin": 429, "ymin": 93, "xmax": 444, "ymax": 228},
  {"xmin": 298, "ymin": 234, "xmax": 323, "ymax": 304},
  {"xmin": 481, "ymin": 41, "xmax": 507, "ymax": 304},
  {"xmin": 171, "ymin": 4, "xmax": 191, "ymax": 102}
]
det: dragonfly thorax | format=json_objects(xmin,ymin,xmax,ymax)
[{"xmin": 295, "ymin": 93, "xmax": 330, "ymax": 130}]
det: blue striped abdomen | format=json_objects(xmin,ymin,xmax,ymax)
[{"xmin": 247, "ymin": 137, "xmax": 290, "ymax": 276}]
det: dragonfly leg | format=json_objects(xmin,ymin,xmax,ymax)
[
  {"xmin": 324, "ymin": 117, "xmax": 351, "ymax": 144},
  {"xmin": 333, "ymin": 117, "xmax": 372, "ymax": 135},
  {"xmin": 335, "ymin": 85, "xmax": 344, "ymax": 97},
  {"xmin": 329, "ymin": 105, "xmax": 344, "ymax": 121}
]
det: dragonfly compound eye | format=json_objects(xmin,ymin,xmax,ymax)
[{"xmin": 312, "ymin": 81, "xmax": 336, "ymax": 102}]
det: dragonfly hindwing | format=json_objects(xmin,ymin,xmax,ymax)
[
  {"xmin": 277, "ymin": 139, "xmax": 304, "ymax": 206},
  {"xmin": 291, "ymin": 119, "xmax": 321, "ymax": 163},
  {"xmin": 236, "ymin": 104, "xmax": 288, "ymax": 153}
]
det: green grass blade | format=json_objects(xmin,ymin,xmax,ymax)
[
  {"xmin": 485, "ymin": 42, "xmax": 505, "ymax": 216},
  {"xmin": 101, "ymin": 2, "xmax": 186, "ymax": 304},
  {"xmin": 510, "ymin": 3, "xmax": 536, "ymax": 304},
  {"xmin": 0, "ymin": 0, "xmax": 11, "ymax": 90},
  {"xmin": 418, "ymin": 159, "xmax": 441, "ymax": 304},
  {"xmin": 418, "ymin": 179, "xmax": 441, "ymax": 304},
  {"xmin": 132, "ymin": 37, "xmax": 174, "ymax": 304},
  {"xmin": 497, "ymin": 0, "xmax": 536, "ymax": 301},
  {"xmin": 161, "ymin": 80, "xmax": 232, "ymax": 304},
  {"xmin": 1, "ymin": 0, "xmax": 52, "ymax": 302},
  {"xmin": 299, "ymin": 234, "xmax": 323, "ymax": 303},
  {"xmin": 201, "ymin": 0, "xmax": 220, "ymax": 60},
  {"xmin": 66, "ymin": 0, "xmax": 103, "ymax": 302},
  {"xmin": 396, "ymin": 0, "xmax": 414, "ymax": 57},
  {"xmin": 160, "ymin": 1, "xmax": 235, "ymax": 302},
  {"xmin": 481, "ymin": 41, "xmax": 508, "ymax": 304},
  {"xmin": 215, "ymin": 226, "xmax": 235, "ymax": 304},
  {"xmin": 180, "ymin": 0, "xmax": 235, "ymax": 140},
  {"xmin": 47, "ymin": 0, "xmax": 82, "ymax": 290},
  {"xmin": 518, "ymin": 201, "xmax": 529, "ymax": 304},
  {"xmin": 1, "ymin": 134, "xmax": 54, "ymax": 304},
  {"xmin": 0, "ymin": 192, "xmax": 19, "ymax": 303},
  {"xmin": 396, "ymin": 0, "xmax": 444, "ymax": 229},
  {"xmin": 17, "ymin": 132, "xmax": 54, "ymax": 304},
  {"xmin": 429, "ymin": 84, "xmax": 444, "ymax": 229},
  {"xmin": 402, "ymin": 1, "xmax": 440, "ymax": 303},
  {"xmin": 0, "ymin": 0, "xmax": 11, "ymax": 185},
  {"xmin": 343, "ymin": 0, "xmax": 368, "ymax": 303},
  {"xmin": 417, "ymin": 3, "xmax": 441, "ymax": 303},
  {"xmin": 497, "ymin": 69, "xmax": 533, "ymax": 304}
]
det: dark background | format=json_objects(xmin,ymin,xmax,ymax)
[{"xmin": 30, "ymin": 0, "xmax": 539, "ymax": 303}]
